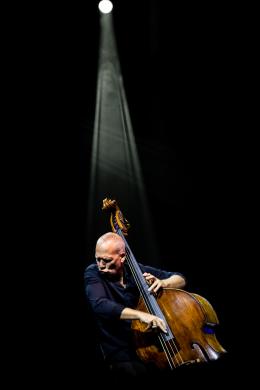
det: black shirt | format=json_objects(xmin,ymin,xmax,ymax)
[{"xmin": 84, "ymin": 261, "xmax": 183, "ymax": 363}]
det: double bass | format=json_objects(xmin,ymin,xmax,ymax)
[{"xmin": 102, "ymin": 198, "xmax": 227, "ymax": 370}]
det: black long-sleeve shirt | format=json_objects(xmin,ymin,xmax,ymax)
[{"xmin": 84, "ymin": 261, "xmax": 184, "ymax": 363}]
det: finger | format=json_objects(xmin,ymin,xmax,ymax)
[
  {"xmin": 158, "ymin": 321, "xmax": 167, "ymax": 333},
  {"xmin": 144, "ymin": 324, "xmax": 151, "ymax": 332},
  {"xmin": 153, "ymin": 283, "xmax": 161, "ymax": 293},
  {"xmin": 145, "ymin": 276, "xmax": 154, "ymax": 285},
  {"xmin": 144, "ymin": 321, "xmax": 156, "ymax": 332},
  {"xmin": 148, "ymin": 281, "xmax": 158, "ymax": 292},
  {"xmin": 151, "ymin": 322, "xmax": 165, "ymax": 333}
]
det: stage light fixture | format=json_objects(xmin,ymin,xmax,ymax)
[{"xmin": 98, "ymin": 0, "xmax": 113, "ymax": 14}]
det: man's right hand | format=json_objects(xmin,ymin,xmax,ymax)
[{"xmin": 138, "ymin": 312, "xmax": 167, "ymax": 333}]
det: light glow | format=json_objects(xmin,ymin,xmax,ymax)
[{"xmin": 98, "ymin": 0, "xmax": 113, "ymax": 14}]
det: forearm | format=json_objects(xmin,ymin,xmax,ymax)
[
  {"xmin": 120, "ymin": 307, "xmax": 146, "ymax": 320},
  {"xmin": 161, "ymin": 274, "xmax": 186, "ymax": 289},
  {"xmin": 120, "ymin": 307, "xmax": 167, "ymax": 332}
]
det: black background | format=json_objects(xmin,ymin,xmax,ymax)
[
  {"xmin": 12, "ymin": 0, "xmax": 252, "ymax": 385},
  {"xmin": 76, "ymin": 0, "xmax": 244, "ymax": 382}
]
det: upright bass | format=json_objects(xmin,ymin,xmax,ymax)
[{"xmin": 102, "ymin": 198, "xmax": 227, "ymax": 370}]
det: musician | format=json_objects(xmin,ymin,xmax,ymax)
[{"xmin": 84, "ymin": 232, "xmax": 186, "ymax": 377}]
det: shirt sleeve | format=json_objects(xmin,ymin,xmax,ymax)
[
  {"xmin": 84, "ymin": 266, "xmax": 125, "ymax": 320},
  {"xmin": 138, "ymin": 263, "xmax": 187, "ymax": 284}
]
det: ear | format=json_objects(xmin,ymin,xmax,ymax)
[{"xmin": 120, "ymin": 253, "xmax": 126, "ymax": 264}]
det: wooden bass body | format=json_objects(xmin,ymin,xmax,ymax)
[{"xmin": 131, "ymin": 288, "xmax": 226, "ymax": 369}]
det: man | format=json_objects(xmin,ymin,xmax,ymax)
[{"xmin": 84, "ymin": 232, "xmax": 186, "ymax": 377}]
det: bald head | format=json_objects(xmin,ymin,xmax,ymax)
[
  {"xmin": 96, "ymin": 232, "xmax": 125, "ymax": 253},
  {"xmin": 95, "ymin": 232, "xmax": 126, "ymax": 276}
]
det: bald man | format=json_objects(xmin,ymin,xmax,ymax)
[{"xmin": 84, "ymin": 232, "xmax": 186, "ymax": 376}]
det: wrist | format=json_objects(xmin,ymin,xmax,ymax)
[{"xmin": 161, "ymin": 279, "xmax": 166, "ymax": 288}]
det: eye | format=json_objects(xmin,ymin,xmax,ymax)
[{"xmin": 96, "ymin": 258, "xmax": 112, "ymax": 264}]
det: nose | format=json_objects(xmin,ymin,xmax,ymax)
[{"xmin": 98, "ymin": 261, "xmax": 108, "ymax": 271}]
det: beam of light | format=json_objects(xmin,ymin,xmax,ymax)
[
  {"xmin": 87, "ymin": 11, "xmax": 159, "ymax": 264},
  {"xmin": 98, "ymin": 0, "xmax": 113, "ymax": 14}
]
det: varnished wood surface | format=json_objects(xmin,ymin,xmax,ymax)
[{"xmin": 131, "ymin": 288, "xmax": 226, "ymax": 370}]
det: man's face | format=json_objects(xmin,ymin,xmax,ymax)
[{"xmin": 95, "ymin": 240, "xmax": 126, "ymax": 277}]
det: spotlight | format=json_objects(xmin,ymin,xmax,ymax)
[{"xmin": 98, "ymin": 0, "xmax": 113, "ymax": 14}]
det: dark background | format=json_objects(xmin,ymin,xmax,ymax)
[
  {"xmin": 75, "ymin": 0, "xmax": 244, "ymax": 381},
  {"xmin": 14, "ymin": 0, "xmax": 251, "ymax": 385},
  {"xmin": 4, "ymin": 0, "xmax": 255, "ymax": 388}
]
